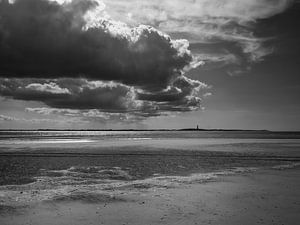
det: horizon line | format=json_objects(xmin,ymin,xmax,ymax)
[{"xmin": 1, "ymin": 128, "xmax": 300, "ymax": 133}]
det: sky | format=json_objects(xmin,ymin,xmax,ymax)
[{"xmin": 0, "ymin": 0, "xmax": 299, "ymax": 130}]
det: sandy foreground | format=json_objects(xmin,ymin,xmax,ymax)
[{"xmin": 1, "ymin": 168, "xmax": 299, "ymax": 225}]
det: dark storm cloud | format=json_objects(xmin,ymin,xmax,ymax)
[
  {"xmin": 0, "ymin": 0, "xmax": 210, "ymax": 121},
  {"xmin": 0, "ymin": 78, "xmax": 141, "ymax": 111},
  {"xmin": 0, "ymin": 0, "xmax": 196, "ymax": 90},
  {"xmin": 0, "ymin": 77, "xmax": 209, "ymax": 120}
]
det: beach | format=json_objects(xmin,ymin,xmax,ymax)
[
  {"xmin": 0, "ymin": 130, "xmax": 300, "ymax": 225},
  {"xmin": 1, "ymin": 168, "xmax": 299, "ymax": 225}
]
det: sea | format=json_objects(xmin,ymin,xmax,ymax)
[{"xmin": 0, "ymin": 130, "xmax": 300, "ymax": 204}]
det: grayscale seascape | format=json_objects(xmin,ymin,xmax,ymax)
[{"xmin": 1, "ymin": 0, "xmax": 300, "ymax": 224}]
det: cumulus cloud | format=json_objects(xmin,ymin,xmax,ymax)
[
  {"xmin": 0, "ymin": 0, "xmax": 214, "ymax": 122},
  {"xmin": 0, "ymin": 0, "xmax": 199, "ymax": 91}
]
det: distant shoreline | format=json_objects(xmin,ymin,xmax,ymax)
[{"xmin": 1, "ymin": 129, "xmax": 300, "ymax": 133}]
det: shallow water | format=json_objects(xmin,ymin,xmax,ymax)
[{"xmin": 0, "ymin": 130, "xmax": 299, "ymax": 205}]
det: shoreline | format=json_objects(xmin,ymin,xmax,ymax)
[{"xmin": 1, "ymin": 167, "xmax": 299, "ymax": 225}]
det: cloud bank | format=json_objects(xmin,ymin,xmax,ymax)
[
  {"xmin": 0, "ymin": 0, "xmax": 210, "ymax": 122},
  {"xmin": 0, "ymin": 0, "xmax": 294, "ymax": 124},
  {"xmin": 0, "ymin": 0, "xmax": 198, "ymax": 90},
  {"xmin": 0, "ymin": 77, "xmax": 208, "ymax": 121}
]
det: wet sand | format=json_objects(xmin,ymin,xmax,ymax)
[{"xmin": 1, "ymin": 168, "xmax": 299, "ymax": 225}]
